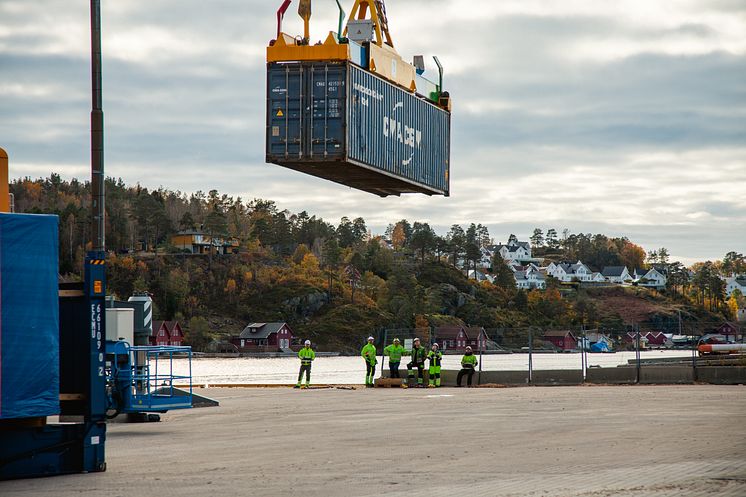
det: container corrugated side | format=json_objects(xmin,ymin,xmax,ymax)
[{"xmin": 346, "ymin": 64, "xmax": 450, "ymax": 195}]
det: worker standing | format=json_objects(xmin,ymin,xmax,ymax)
[
  {"xmin": 427, "ymin": 343, "xmax": 443, "ymax": 388},
  {"xmin": 383, "ymin": 338, "xmax": 406, "ymax": 378},
  {"xmin": 295, "ymin": 339, "xmax": 315, "ymax": 389},
  {"xmin": 406, "ymin": 337, "xmax": 427, "ymax": 387},
  {"xmin": 457, "ymin": 346, "xmax": 478, "ymax": 387},
  {"xmin": 361, "ymin": 336, "xmax": 377, "ymax": 387}
]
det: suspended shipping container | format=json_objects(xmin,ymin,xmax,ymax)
[{"xmin": 266, "ymin": 61, "xmax": 450, "ymax": 197}]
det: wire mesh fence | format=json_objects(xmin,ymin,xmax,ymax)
[{"xmin": 379, "ymin": 322, "xmax": 744, "ymax": 385}]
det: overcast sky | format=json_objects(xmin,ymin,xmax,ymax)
[{"xmin": 1, "ymin": 0, "xmax": 744, "ymax": 263}]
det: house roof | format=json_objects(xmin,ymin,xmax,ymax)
[
  {"xmin": 544, "ymin": 330, "xmax": 576, "ymax": 338},
  {"xmin": 602, "ymin": 266, "xmax": 628, "ymax": 277},
  {"xmin": 239, "ymin": 322, "xmax": 289, "ymax": 339},
  {"xmin": 465, "ymin": 327, "xmax": 486, "ymax": 337},
  {"xmin": 435, "ymin": 326, "xmax": 466, "ymax": 339},
  {"xmin": 151, "ymin": 320, "xmax": 181, "ymax": 337}
]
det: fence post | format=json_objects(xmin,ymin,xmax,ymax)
[
  {"xmin": 380, "ymin": 329, "xmax": 387, "ymax": 379},
  {"xmin": 691, "ymin": 331, "xmax": 698, "ymax": 382},
  {"xmin": 635, "ymin": 324, "xmax": 641, "ymax": 384},
  {"xmin": 478, "ymin": 330, "xmax": 484, "ymax": 386},
  {"xmin": 528, "ymin": 328, "xmax": 533, "ymax": 385},
  {"xmin": 581, "ymin": 325, "xmax": 586, "ymax": 382}
]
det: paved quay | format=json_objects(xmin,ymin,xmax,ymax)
[{"xmin": 2, "ymin": 385, "xmax": 745, "ymax": 497}]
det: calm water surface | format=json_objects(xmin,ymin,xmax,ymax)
[{"xmin": 167, "ymin": 350, "xmax": 695, "ymax": 385}]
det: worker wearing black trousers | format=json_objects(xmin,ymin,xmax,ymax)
[
  {"xmin": 457, "ymin": 346, "xmax": 478, "ymax": 387},
  {"xmin": 406, "ymin": 337, "xmax": 427, "ymax": 387}
]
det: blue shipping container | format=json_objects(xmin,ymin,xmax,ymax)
[
  {"xmin": 0, "ymin": 213, "xmax": 60, "ymax": 419},
  {"xmin": 266, "ymin": 61, "xmax": 450, "ymax": 196}
]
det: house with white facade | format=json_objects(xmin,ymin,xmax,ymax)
[
  {"xmin": 514, "ymin": 266, "xmax": 546, "ymax": 290},
  {"xmin": 635, "ymin": 268, "xmax": 667, "ymax": 290},
  {"xmin": 493, "ymin": 237, "xmax": 533, "ymax": 264},
  {"xmin": 602, "ymin": 266, "xmax": 632, "ymax": 284},
  {"xmin": 477, "ymin": 246, "xmax": 495, "ymax": 269},
  {"xmin": 547, "ymin": 261, "xmax": 594, "ymax": 282},
  {"xmin": 468, "ymin": 269, "xmax": 495, "ymax": 283},
  {"xmin": 725, "ymin": 275, "xmax": 746, "ymax": 297},
  {"xmin": 590, "ymin": 272, "xmax": 606, "ymax": 282}
]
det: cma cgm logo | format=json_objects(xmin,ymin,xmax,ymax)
[{"xmin": 383, "ymin": 103, "xmax": 422, "ymax": 165}]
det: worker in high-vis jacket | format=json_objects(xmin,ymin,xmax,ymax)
[
  {"xmin": 427, "ymin": 343, "xmax": 443, "ymax": 388},
  {"xmin": 457, "ymin": 346, "xmax": 478, "ymax": 387},
  {"xmin": 361, "ymin": 336, "xmax": 377, "ymax": 387},
  {"xmin": 295, "ymin": 340, "xmax": 315, "ymax": 389},
  {"xmin": 383, "ymin": 338, "xmax": 406, "ymax": 378},
  {"xmin": 406, "ymin": 337, "xmax": 427, "ymax": 387}
]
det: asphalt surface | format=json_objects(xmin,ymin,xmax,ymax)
[{"xmin": 2, "ymin": 385, "xmax": 745, "ymax": 497}]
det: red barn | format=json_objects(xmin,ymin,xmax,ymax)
[
  {"xmin": 231, "ymin": 322, "xmax": 294, "ymax": 352},
  {"xmin": 435, "ymin": 326, "xmax": 468, "ymax": 351},
  {"xmin": 543, "ymin": 330, "xmax": 577, "ymax": 351},
  {"xmin": 151, "ymin": 320, "xmax": 185, "ymax": 346}
]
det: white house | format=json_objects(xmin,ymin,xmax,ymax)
[
  {"xmin": 477, "ymin": 246, "xmax": 495, "ymax": 269},
  {"xmin": 494, "ymin": 237, "xmax": 533, "ymax": 264},
  {"xmin": 547, "ymin": 261, "xmax": 593, "ymax": 282},
  {"xmin": 514, "ymin": 266, "xmax": 546, "ymax": 289},
  {"xmin": 725, "ymin": 275, "xmax": 746, "ymax": 297},
  {"xmin": 636, "ymin": 268, "xmax": 667, "ymax": 290},
  {"xmin": 590, "ymin": 272, "xmax": 606, "ymax": 282},
  {"xmin": 468, "ymin": 269, "xmax": 495, "ymax": 283},
  {"xmin": 602, "ymin": 266, "xmax": 631, "ymax": 284}
]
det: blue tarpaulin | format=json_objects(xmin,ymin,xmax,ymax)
[
  {"xmin": 0, "ymin": 213, "xmax": 59, "ymax": 419},
  {"xmin": 591, "ymin": 341, "xmax": 610, "ymax": 352}
]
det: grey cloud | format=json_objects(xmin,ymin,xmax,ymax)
[{"xmin": 1, "ymin": 1, "xmax": 744, "ymax": 261}]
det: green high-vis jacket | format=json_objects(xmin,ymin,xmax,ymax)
[
  {"xmin": 409, "ymin": 345, "xmax": 427, "ymax": 366},
  {"xmin": 461, "ymin": 353, "xmax": 478, "ymax": 368},
  {"xmin": 427, "ymin": 350, "xmax": 443, "ymax": 367},
  {"xmin": 383, "ymin": 344, "xmax": 406, "ymax": 363},
  {"xmin": 298, "ymin": 346, "xmax": 316, "ymax": 365},
  {"xmin": 361, "ymin": 343, "xmax": 377, "ymax": 365}
]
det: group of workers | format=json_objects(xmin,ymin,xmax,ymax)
[{"xmin": 294, "ymin": 337, "xmax": 479, "ymax": 389}]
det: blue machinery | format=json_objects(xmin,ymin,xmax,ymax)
[{"xmin": 106, "ymin": 343, "xmax": 193, "ymax": 418}]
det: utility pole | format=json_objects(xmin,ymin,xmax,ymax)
[{"xmin": 91, "ymin": 0, "xmax": 105, "ymax": 252}]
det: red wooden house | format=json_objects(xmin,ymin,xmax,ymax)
[
  {"xmin": 623, "ymin": 331, "xmax": 668, "ymax": 347},
  {"xmin": 230, "ymin": 322, "xmax": 294, "ymax": 352},
  {"xmin": 715, "ymin": 322, "xmax": 740, "ymax": 341},
  {"xmin": 151, "ymin": 320, "xmax": 185, "ymax": 346},
  {"xmin": 435, "ymin": 326, "xmax": 468, "ymax": 351},
  {"xmin": 465, "ymin": 327, "xmax": 488, "ymax": 350},
  {"xmin": 543, "ymin": 330, "xmax": 577, "ymax": 350}
]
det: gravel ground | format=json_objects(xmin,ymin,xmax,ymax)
[{"xmin": 2, "ymin": 385, "xmax": 745, "ymax": 497}]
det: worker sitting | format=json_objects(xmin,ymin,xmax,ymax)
[
  {"xmin": 427, "ymin": 343, "xmax": 443, "ymax": 388},
  {"xmin": 383, "ymin": 337, "xmax": 406, "ymax": 378},
  {"xmin": 295, "ymin": 340, "xmax": 315, "ymax": 389},
  {"xmin": 361, "ymin": 336, "xmax": 377, "ymax": 387},
  {"xmin": 457, "ymin": 346, "xmax": 478, "ymax": 387},
  {"xmin": 406, "ymin": 338, "xmax": 427, "ymax": 388}
]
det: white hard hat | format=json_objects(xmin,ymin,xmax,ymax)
[
  {"xmin": 432, "ymin": 343, "xmax": 439, "ymax": 348},
  {"xmin": 413, "ymin": 337, "xmax": 420, "ymax": 342},
  {"xmin": 304, "ymin": 340, "xmax": 311, "ymax": 345},
  {"xmin": 367, "ymin": 336, "xmax": 375, "ymax": 341}
]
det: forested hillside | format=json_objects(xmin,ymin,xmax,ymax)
[{"xmin": 10, "ymin": 176, "xmax": 742, "ymax": 351}]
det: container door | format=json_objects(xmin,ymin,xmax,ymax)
[
  {"xmin": 307, "ymin": 64, "xmax": 346, "ymax": 160},
  {"xmin": 267, "ymin": 64, "xmax": 304, "ymax": 159}
]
